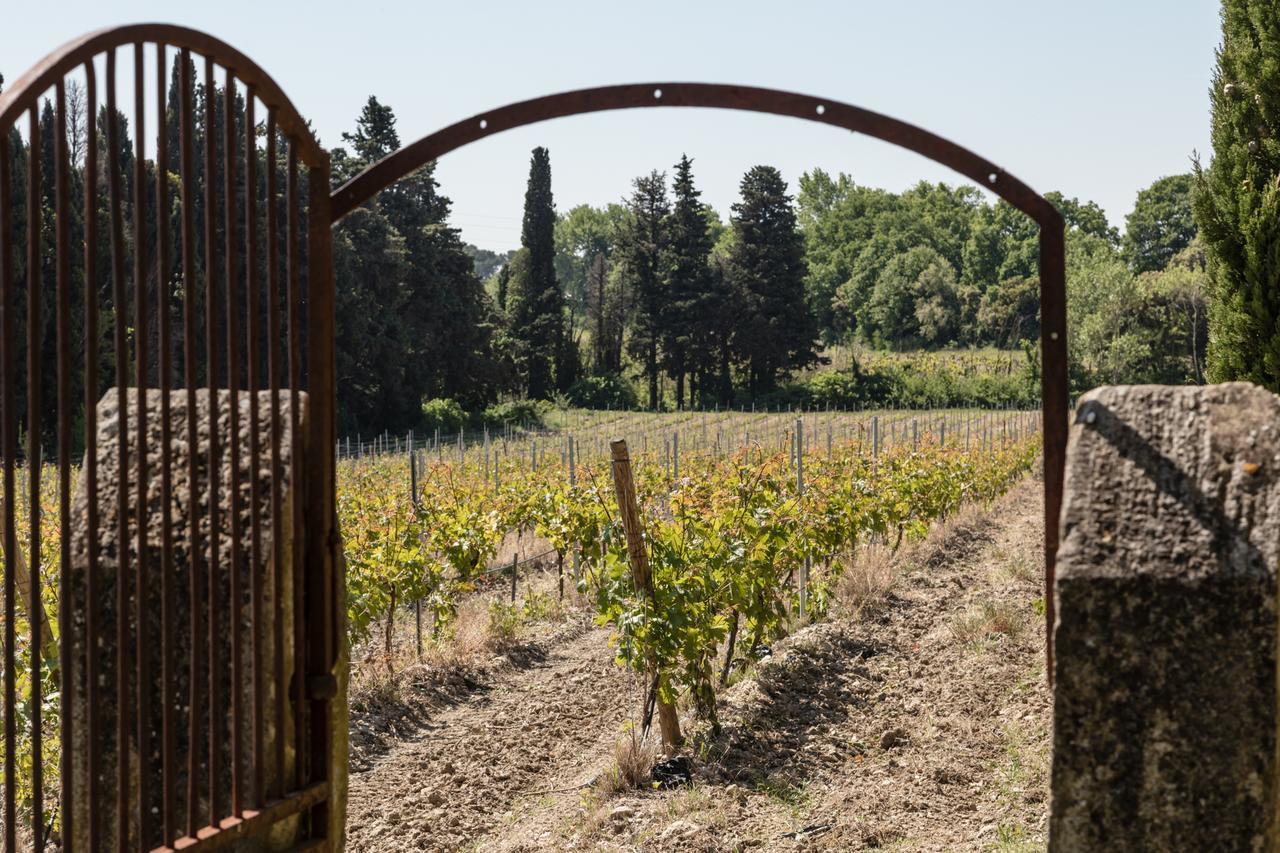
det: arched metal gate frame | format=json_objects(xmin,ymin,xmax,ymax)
[
  {"xmin": 330, "ymin": 80, "xmax": 1070, "ymax": 680},
  {"xmin": 0, "ymin": 25, "xmax": 1067, "ymax": 852}
]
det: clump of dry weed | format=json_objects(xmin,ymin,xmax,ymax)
[
  {"xmin": 597, "ymin": 725, "xmax": 658, "ymax": 796},
  {"xmin": 950, "ymin": 600, "xmax": 1024, "ymax": 645},
  {"xmin": 836, "ymin": 544, "xmax": 897, "ymax": 617}
]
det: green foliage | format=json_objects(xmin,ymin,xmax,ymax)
[
  {"xmin": 1194, "ymin": 0, "xmax": 1280, "ymax": 389},
  {"xmin": 465, "ymin": 243, "xmax": 516, "ymax": 281},
  {"xmin": 1124, "ymin": 174, "xmax": 1196, "ymax": 272},
  {"xmin": 662, "ymin": 155, "xmax": 719, "ymax": 409},
  {"xmin": 332, "ymin": 96, "xmax": 503, "ymax": 433},
  {"xmin": 421, "ymin": 398, "xmax": 466, "ymax": 432},
  {"xmin": 585, "ymin": 433, "xmax": 1040, "ymax": 731},
  {"xmin": 619, "ymin": 170, "xmax": 672, "ymax": 409},
  {"xmin": 865, "ymin": 246, "xmax": 959, "ymax": 348},
  {"xmin": 477, "ymin": 399, "xmax": 548, "ymax": 429},
  {"xmin": 1066, "ymin": 232, "xmax": 1207, "ymax": 387},
  {"xmin": 774, "ymin": 350, "xmax": 1038, "ymax": 409},
  {"xmin": 566, "ymin": 373, "xmax": 639, "ymax": 410}
]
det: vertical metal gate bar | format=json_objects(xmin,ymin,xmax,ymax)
[
  {"xmin": 264, "ymin": 110, "xmax": 284, "ymax": 800},
  {"xmin": 222, "ymin": 66, "xmax": 244, "ymax": 820},
  {"xmin": 133, "ymin": 40, "xmax": 153, "ymax": 848},
  {"xmin": 179, "ymin": 48, "xmax": 202, "ymax": 839},
  {"xmin": 305, "ymin": 157, "xmax": 335, "ymax": 841},
  {"xmin": 285, "ymin": 141, "xmax": 303, "ymax": 793},
  {"xmin": 244, "ymin": 87, "xmax": 264, "ymax": 809},
  {"xmin": 1038, "ymin": 220, "xmax": 1068, "ymax": 681},
  {"xmin": 106, "ymin": 50, "xmax": 133, "ymax": 852},
  {"xmin": 82, "ymin": 59, "xmax": 102, "ymax": 853},
  {"xmin": 26, "ymin": 102, "xmax": 44, "ymax": 853},
  {"xmin": 0, "ymin": 122, "xmax": 16, "ymax": 853},
  {"xmin": 202, "ymin": 54, "xmax": 221, "ymax": 824},
  {"xmin": 155, "ymin": 41, "xmax": 177, "ymax": 849},
  {"xmin": 54, "ymin": 77, "xmax": 74, "ymax": 851}
]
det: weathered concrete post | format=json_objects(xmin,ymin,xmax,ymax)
[{"xmin": 1051, "ymin": 383, "xmax": 1280, "ymax": 851}]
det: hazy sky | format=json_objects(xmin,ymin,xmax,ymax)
[{"xmin": 2, "ymin": 1, "xmax": 1220, "ymax": 252}]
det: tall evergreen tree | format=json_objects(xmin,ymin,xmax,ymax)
[
  {"xmin": 508, "ymin": 146, "xmax": 565, "ymax": 399},
  {"xmin": 1194, "ymin": 0, "xmax": 1280, "ymax": 388},
  {"xmin": 331, "ymin": 96, "xmax": 502, "ymax": 430},
  {"xmin": 619, "ymin": 170, "xmax": 669, "ymax": 409},
  {"xmin": 662, "ymin": 155, "xmax": 714, "ymax": 409},
  {"xmin": 729, "ymin": 166, "xmax": 818, "ymax": 393}
]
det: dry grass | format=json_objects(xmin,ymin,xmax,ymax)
[
  {"xmin": 427, "ymin": 596, "xmax": 502, "ymax": 666},
  {"xmin": 349, "ymin": 656, "xmax": 404, "ymax": 712},
  {"xmin": 950, "ymin": 600, "xmax": 1024, "ymax": 646},
  {"xmin": 350, "ymin": 575, "xmax": 569, "ymax": 709},
  {"xmin": 916, "ymin": 504, "xmax": 990, "ymax": 569},
  {"xmin": 836, "ymin": 544, "xmax": 898, "ymax": 617},
  {"xmin": 996, "ymin": 546, "xmax": 1040, "ymax": 586},
  {"xmin": 596, "ymin": 726, "xmax": 659, "ymax": 796},
  {"xmin": 836, "ymin": 503, "xmax": 992, "ymax": 618}
]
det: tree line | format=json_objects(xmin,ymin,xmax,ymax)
[
  {"xmin": 342, "ymin": 102, "xmax": 1209, "ymax": 430},
  {"xmin": 331, "ymin": 0, "xmax": 1280, "ymax": 423},
  {"xmin": 501, "ymin": 151, "xmax": 817, "ymax": 411},
  {"xmin": 0, "ymin": 66, "xmax": 1227, "ymax": 443}
]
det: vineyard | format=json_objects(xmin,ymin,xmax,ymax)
[
  {"xmin": 337, "ymin": 406, "xmax": 1041, "ymax": 743},
  {"xmin": 0, "ymin": 405, "xmax": 1038, "ymax": 830}
]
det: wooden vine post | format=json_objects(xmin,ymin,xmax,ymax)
[{"xmin": 609, "ymin": 438, "xmax": 683, "ymax": 752}]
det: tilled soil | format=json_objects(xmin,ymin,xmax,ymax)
[
  {"xmin": 346, "ymin": 475, "xmax": 1049, "ymax": 851},
  {"xmin": 346, "ymin": 620, "xmax": 638, "ymax": 851}
]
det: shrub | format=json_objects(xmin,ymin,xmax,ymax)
[
  {"xmin": 421, "ymin": 397, "xmax": 465, "ymax": 432},
  {"xmin": 566, "ymin": 373, "xmax": 639, "ymax": 410},
  {"xmin": 477, "ymin": 399, "xmax": 547, "ymax": 430}
]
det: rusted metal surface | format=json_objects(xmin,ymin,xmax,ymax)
[
  {"xmin": 332, "ymin": 81, "xmax": 1070, "ymax": 681},
  {"xmin": 0, "ymin": 24, "xmax": 334, "ymax": 851},
  {"xmin": 1, "ymin": 118, "xmax": 16, "ymax": 853}
]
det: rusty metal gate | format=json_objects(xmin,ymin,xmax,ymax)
[
  {"xmin": 0, "ymin": 23, "xmax": 1067, "ymax": 853},
  {"xmin": 0, "ymin": 24, "xmax": 338, "ymax": 852}
]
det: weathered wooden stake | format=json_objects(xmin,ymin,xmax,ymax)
[{"xmin": 610, "ymin": 439, "xmax": 682, "ymax": 752}]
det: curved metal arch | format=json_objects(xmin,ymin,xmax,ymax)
[
  {"xmin": 331, "ymin": 82, "xmax": 1060, "ymax": 226},
  {"xmin": 0, "ymin": 22, "xmax": 326, "ymax": 166},
  {"xmin": 332, "ymin": 81, "xmax": 1069, "ymax": 677}
]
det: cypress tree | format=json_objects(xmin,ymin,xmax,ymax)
[
  {"xmin": 663, "ymin": 155, "xmax": 714, "ymax": 410},
  {"xmin": 509, "ymin": 147, "xmax": 564, "ymax": 399},
  {"xmin": 1193, "ymin": 0, "xmax": 1280, "ymax": 388},
  {"xmin": 619, "ymin": 170, "xmax": 669, "ymax": 409},
  {"xmin": 729, "ymin": 166, "xmax": 818, "ymax": 394}
]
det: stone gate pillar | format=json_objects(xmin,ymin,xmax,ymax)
[{"xmin": 1051, "ymin": 383, "xmax": 1280, "ymax": 851}]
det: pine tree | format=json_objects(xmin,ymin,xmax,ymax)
[
  {"xmin": 729, "ymin": 166, "xmax": 818, "ymax": 394},
  {"xmin": 331, "ymin": 96, "xmax": 503, "ymax": 430},
  {"xmin": 619, "ymin": 170, "xmax": 669, "ymax": 409},
  {"xmin": 662, "ymin": 155, "xmax": 714, "ymax": 410},
  {"xmin": 1193, "ymin": 0, "xmax": 1280, "ymax": 388},
  {"xmin": 508, "ymin": 147, "xmax": 565, "ymax": 399}
]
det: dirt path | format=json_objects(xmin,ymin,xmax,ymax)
[
  {"xmin": 345, "ymin": 622, "xmax": 637, "ymax": 851},
  {"xmin": 346, "ymin": 475, "xmax": 1050, "ymax": 851}
]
